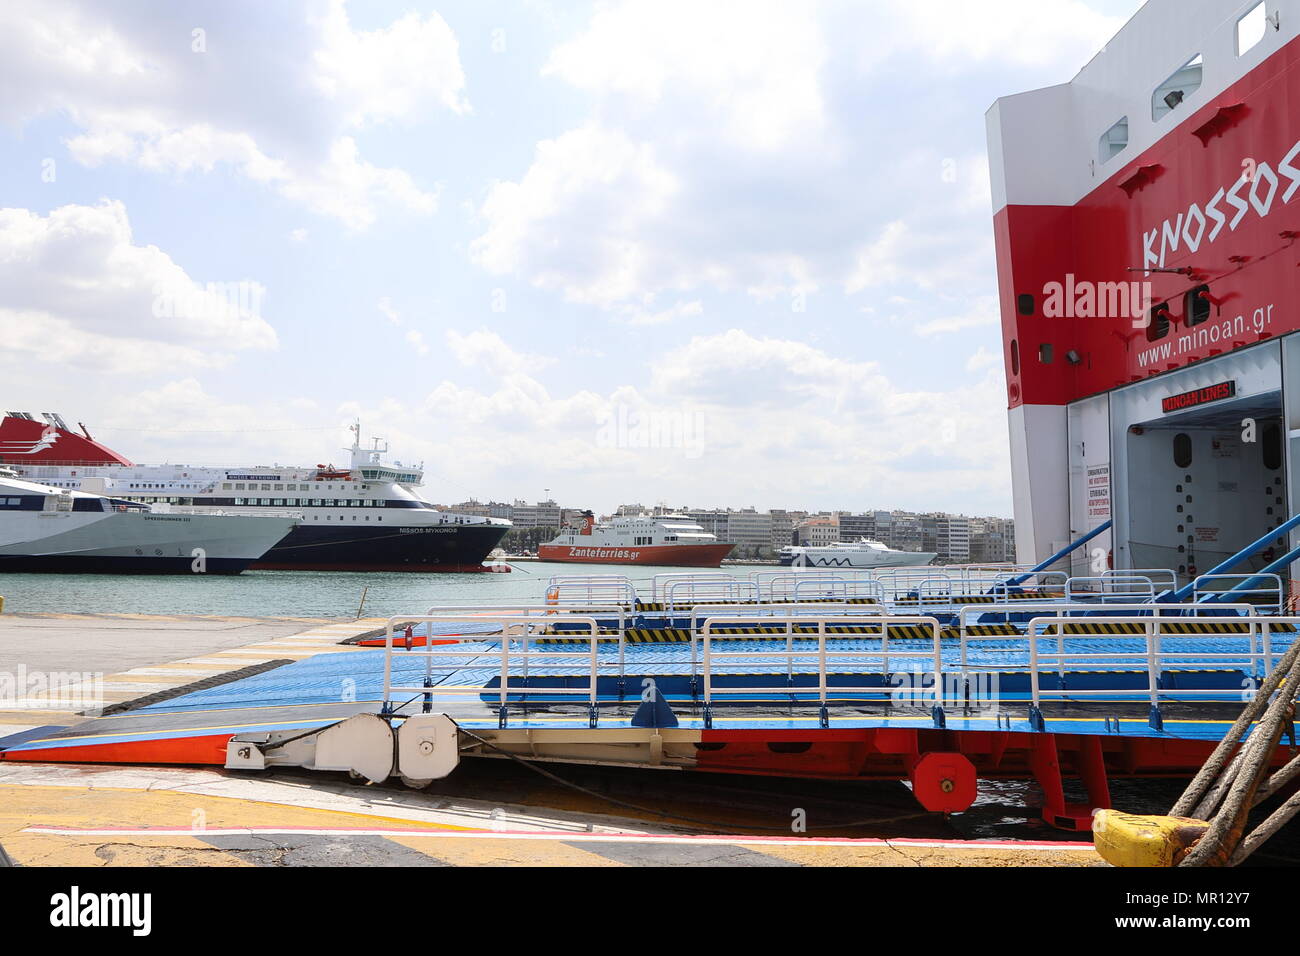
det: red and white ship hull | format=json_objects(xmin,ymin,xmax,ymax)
[{"xmin": 537, "ymin": 542, "xmax": 734, "ymax": 567}]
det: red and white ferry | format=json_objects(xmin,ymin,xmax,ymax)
[
  {"xmin": 990, "ymin": 0, "xmax": 1300, "ymax": 587},
  {"xmin": 538, "ymin": 513, "xmax": 734, "ymax": 567}
]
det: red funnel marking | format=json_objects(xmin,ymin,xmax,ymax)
[{"xmin": 0, "ymin": 416, "xmax": 132, "ymax": 466}]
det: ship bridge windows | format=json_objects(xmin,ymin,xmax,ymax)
[
  {"xmin": 1152, "ymin": 54, "xmax": 1202, "ymax": 121},
  {"xmin": 1099, "ymin": 117, "xmax": 1128, "ymax": 164},
  {"xmin": 1237, "ymin": 2, "xmax": 1270, "ymax": 57}
]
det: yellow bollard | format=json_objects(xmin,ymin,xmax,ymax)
[{"xmin": 1092, "ymin": 809, "xmax": 1211, "ymax": 867}]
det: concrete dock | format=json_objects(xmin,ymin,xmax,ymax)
[{"xmin": 0, "ymin": 612, "xmax": 1103, "ymax": 867}]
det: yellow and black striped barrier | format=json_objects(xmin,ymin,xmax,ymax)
[
  {"xmin": 630, "ymin": 597, "xmax": 881, "ymax": 612},
  {"xmin": 895, "ymin": 591, "xmax": 1065, "ymax": 605},
  {"xmin": 537, "ymin": 622, "xmax": 1025, "ymax": 644},
  {"xmin": 1040, "ymin": 620, "xmax": 1297, "ymax": 636},
  {"xmin": 535, "ymin": 618, "xmax": 1294, "ymax": 644}
]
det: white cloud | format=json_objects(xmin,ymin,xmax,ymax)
[
  {"xmin": 82, "ymin": 379, "xmax": 350, "ymax": 468},
  {"xmin": 470, "ymin": 0, "xmax": 1081, "ymax": 314},
  {"xmin": 471, "ymin": 125, "xmax": 678, "ymax": 306},
  {"xmin": 544, "ymin": 0, "xmax": 827, "ymax": 152},
  {"xmin": 405, "ymin": 329, "xmax": 431, "ymax": 356},
  {"xmin": 407, "ymin": 327, "xmax": 1011, "ymax": 513},
  {"xmin": 965, "ymin": 346, "xmax": 1002, "ymax": 373},
  {"xmin": 0, "ymin": 201, "xmax": 277, "ymax": 372},
  {"xmin": 915, "ymin": 300, "xmax": 1000, "ymax": 338},
  {"xmin": 624, "ymin": 299, "xmax": 703, "ymax": 326},
  {"xmin": 313, "ymin": 4, "xmax": 470, "ymax": 124},
  {"xmin": 377, "ymin": 297, "xmax": 401, "ymax": 324},
  {"xmin": 0, "ymin": 0, "xmax": 460, "ymax": 228},
  {"xmin": 446, "ymin": 329, "xmax": 553, "ymax": 379},
  {"xmin": 874, "ymin": 0, "xmax": 1126, "ymax": 71}
]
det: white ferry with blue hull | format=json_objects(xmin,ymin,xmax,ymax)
[
  {"xmin": 0, "ymin": 413, "xmax": 511, "ymax": 573},
  {"xmin": 0, "ymin": 473, "xmax": 296, "ymax": 574},
  {"xmin": 778, "ymin": 538, "xmax": 936, "ymax": 569}
]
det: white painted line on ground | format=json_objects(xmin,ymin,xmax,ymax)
[{"xmin": 21, "ymin": 824, "xmax": 1096, "ymax": 851}]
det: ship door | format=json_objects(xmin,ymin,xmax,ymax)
[{"xmin": 1124, "ymin": 390, "xmax": 1285, "ymax": 588}]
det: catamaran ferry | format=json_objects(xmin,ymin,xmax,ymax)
[
  {"xmin": 538, "ymin": 513, "xmax": 734, "ymax": 567},
  {"xmin": 0, "ymin": 413, "xmax": 510, "ymax": 572},
  {"xmin": 778, "ymin": 538, "xmax": 936, "ymax": 569},
  {"xmin": 0, "ymin": 471, "xmax": 296, "ymax": 574}
]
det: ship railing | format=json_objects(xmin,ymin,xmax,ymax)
[
  {"xmin": 749, "ymin": 568, "xmax": 876, "ymax": 596},
  {"xmin": 890, "ymin": 575, "xmax": 961, "ymax": 611},
  {"xmin": 873, "ymin": 565, "xmax": 1044, "ymax": 601},
  {"xmin": 1063, "ymin": 574, "xmax": 1156, "ymax": 604},
  {"xmin": 381, "ymin": 614, "xmax": 611, "ymax": 712},
  {"xmin": 696, "ymin": 614, "xmax": 944, "ymax": 709},
  {"xmin": 954, "ymin": 601, "xmax": 1261, "ymax": 677},
  {"xmin": 157, "ymin": 504, "xmax": 304, "ymax": 519},
  {"xmin": 686, "ymin": 603, "xmax": 886, "ymax": 683},
  {"xmin": 1192, "ymin": 573, "xmax": 1284, "ymax": 615},
  {"xmin": 544, "ymin": 575, "xmax": 639, "ymax": 608},
  {"xmin": 750, "ymin": 572, "xmax": 886, "ymax": 605},
  {"xmin": 649, "ymin": 572, "xmax": 738, "ymax": 603},
  {"xmin": 983, "ymin": 571, "xmax": 1069, "ymax": 603},
  {"xmin": 662, "ymin": 577, "xmax": 758, "ymax": 610},
  {"xmin": 1106, "ymin": 568, "xmax": 1178, "ymax": 591},
  {"xmin": 420, "ymin": 603, "xmax": 627, "ymax": 631},
  {"xmin": 1023, "ymin": 614, "xmax": 1300, "ymax": 709},
  {"xmin": 419, "ymin": 602, "xmax": 631, "ymax": 675}
]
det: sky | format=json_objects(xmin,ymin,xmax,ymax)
[{"xmin": 0, "ymin": 0, "xmax": 1146, "ymax": 517}]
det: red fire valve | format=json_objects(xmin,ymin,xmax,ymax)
[{"xmin": 909, "ymin": 752, "xmax": 978, "ymax": 814}]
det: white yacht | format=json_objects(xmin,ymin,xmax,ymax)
[
  {"xmin": 778, "ymin": 538, "xmax": 937, "ymax": 569},
  {"xmin": 0, "ymin": 472, "xmax": 296, "ymax": 574}
]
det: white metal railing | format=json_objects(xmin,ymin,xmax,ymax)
[
  {"xmin": 376, "ymin": 603, "xmax": 1300, "ymax": 720},
  {"xmin": 954, "ymin": 601, "xmax": 1263, "ymax": 675},
  {"xmin": 750, "ymin": 572, "xmax": 886, "ymax": 604},
  {"xmin": 870, "ymin": 567, "xmax": 1068, "ymax": 606},
  {"xmin": 1022, "ymin": 614, "xmax": 1299, "ymax": 708},
  {"xmin": 650, "ymin": 572, "xmax": 737, "ymax": 602},
  {"xmin": 381, "ymin": 614, "xmax": 608, "ymax": 711},
  {"xmin": 697, "ymin": 614, "xmax": 945, "ymax": 709},
  {"xmin": 544, "ymin": 575, "xmax": 638, "ymax": 608},
  {"xmin": 1064, "ymin": 574, "xmax": 1156, "ymax": 604},
  {"xmin": 663, "ymin": 577, "xmax": 759, "ymax": 609},
  {"xmin": 984, "ymin": 571, "xmax": 1069, "ymax": 601},
  {"xmin": 1107, "ymin": 568, "xmax": 1178, "ymax": 591},
  {"xmin": 417, "ymin": 603, "xmax": 627, "ymax": 634},
  {"xmin": 1192, "ymin": 573, "xmax": 1284, "ymax": 615}
]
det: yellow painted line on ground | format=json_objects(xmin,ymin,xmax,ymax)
[
  {"xmin": 383, "ymin": 834, "xmax": 627, "ymax": 866},
  {"xmin": 28, "ymin": 825, "xmax": 1099, "ymax": 867}
]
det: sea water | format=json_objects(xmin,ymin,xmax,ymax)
[{"xmin": 0, "ymin": 562, "xmax": 773, "ymax": 618}]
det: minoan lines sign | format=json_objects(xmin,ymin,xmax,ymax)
[{"xmin": 1162, "ymin": 381, "xmax": 1236, "ymax": 414}]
